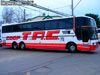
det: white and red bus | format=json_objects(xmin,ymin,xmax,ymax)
[
  {"xmin": 1, "ymin": 16, "xmax": 98, "ymax": 52},
  {"xmin": 97, "ymin": 28, "xmax": 100, "ymax": 43}
]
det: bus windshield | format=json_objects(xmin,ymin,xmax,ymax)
[
  {"xmin": 86, "ymin": 18, "xmax": 96, "ymax": 27},
  {"xmin": 75, "ymin": 17, "xmax": 97, "ymax": 27},
  {"xmin": 82, "ymin": 27, "xmax": 98, "ymax": 40},
  {"xmin": 75, "ymin": 17, "xmax": 98, "ymax": 40}
]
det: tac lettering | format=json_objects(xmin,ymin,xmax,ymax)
[{"xmin": 23, "ymin": 31, "xmax": 60, "ymax": 40}]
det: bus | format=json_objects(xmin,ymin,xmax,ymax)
[
  {"xmin": 97, "ymin": 28, "xmax": 100, "ymax": 43},
  {"xmin": 1, "ymin": 16, "xmax": 98, "ymax": 52},
  {"xmin": 0, "ymin": 26, "xmax": 1, "ymax": 46}
]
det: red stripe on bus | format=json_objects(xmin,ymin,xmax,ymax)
[
  {"xmin": 25, "ymin": 43, "xmax": 66, "ymax": 50},
  {"xmin": 2, "ymin": 43, "xmax": 12, "ymax": 47},
  {"xmin": 25, "ymin": 43, "xmax": 66, "ymax": 46},
  {"xmin": 26, "ymin": 45, "xmax": 65, "ymax": 50},
  {"xmin": 1, "ymin": 43, "xmax": 98, "ymax": 51}
]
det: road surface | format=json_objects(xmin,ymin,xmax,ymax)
[{"xmin": 0, "ymin": 47, "xmax": 100, "ymax": 75}]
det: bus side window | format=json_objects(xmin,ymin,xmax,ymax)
[
  {"xmin": 58, "ymin": 18, "xmax": 73, "ymax": 29},
  {"xmin": 50, "ymin": 21, "xmax": 58, "ymax": 29},
  {"xmin": 22, "ymin": 24, "xmax": 27, "ymax": 31},
  {"xmin": 65, "ymin": 18, "xmax": 73, "ymax": 29},
  {"xmin": 6, "ymin": 26, "xmax": 13, "ymax": 32},
  {"xmin": 32, "ymin": 22, "xmax": 44, "ymax": 30},
  {"xmin": 13, "ymin": 25, "xmax": 20, "ymax": 32},
  {"xmin": 45, "ymin": 21, "xmax": 58, "ymax": 30},
  {"xmin": 45, "ymin": 21, "xmax": 51, "ymax": 30},
  {"xmin": 98, "ymin": 30, "xmax": 100, "ymax": 33},
  {"xmin": 27, "ymin": 24, "xmax": 32, "ymax": 31},
  {"xmin": 6, "ymin": 26, "xmax": 9, "ymax": 32},
  {"xmin": 59, "ymin": 20, "xmax": 66, "ymax": 29},
  {"xmin": 2, "ymin": 27, "xmax": 6, "ymax": 33}
]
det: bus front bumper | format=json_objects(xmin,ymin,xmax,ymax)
[{"xmin": 77, "ymin": 44, "xmax": 98, "ymax": 51}]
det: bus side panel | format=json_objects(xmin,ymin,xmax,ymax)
[
  {"xmin": 1, "ymin": 29, "xmax": 98, "ymax": 51},
  {"xmin": 25, "ymin": 43, "xmax": 66, "ymax": 50}
]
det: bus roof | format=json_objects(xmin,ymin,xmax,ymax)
[{"xmin": 2, "ymin": 16, "xmax": 93, "ymax": 26}]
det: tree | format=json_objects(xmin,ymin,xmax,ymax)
[
  {"xmin": 2, "ymin": 6, "xmax": 29, "ymax": 23},
  {"xmin": 2, "ymin": 7, "xmax": 14, "ymax": 23},
  {"xmin": 0, "ymin": 21, "xmax": 3, "ymax": 26},
  {"xmin": 85, "ymin": 13, "xmax": 100, "ymax": 28}
]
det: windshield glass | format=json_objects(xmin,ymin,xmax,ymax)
[
  {"xmin": 75, "ymin": 17, "xmax": 97, "ymax": 27},
  {"xmin": 83, "ymin": 27, "xmax": 98, "ymax": 40},
  {"xmin": 75, "ymin": 17, "xmax": 98, "ymax": 40},
  {"xmin": 89, "ymin": 27, "xmax": 98, "ymax": 40},
  {"xmin": 75, "ymin": 27, "xmax": 98, "ymax": 40},
  {"xmin": 87, "ymin": 19, "xmax": 97, "ymax": 26}
]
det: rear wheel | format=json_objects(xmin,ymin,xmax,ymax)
[
  {"xmin": 19, "ymin": 43, "xmax": 25, "ymax": 50},
  {"xmin": 67, "ymin": 43, "xmax": 77, "ymax": 53},
  {"xmin": 12, "ymin": 42, "xmax": 17, "ymax": 49}
]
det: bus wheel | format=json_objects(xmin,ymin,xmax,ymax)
[
  {"xmin": 67, "ymin": 43, "xmax": 77, "ymax": 53},
  {"xmin": 12, "ymin": 42, "xmax": 18, "ymax": 49},
  {"xmin": 19, "ymin": 42, "xmax": 25, "ymax": 50}
]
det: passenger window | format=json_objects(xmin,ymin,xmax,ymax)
[
  {"xmin": 59, "ymin": 18, "xmax": 73, "ymax": 29},
  {"xmin": 32, "ymin": 22, "xmax": 44, "ymax": 30},
  {"xmin": 98, "ymin": 30, "xmax": 100, "ymax": 33},
  {"xmin": 59, "ymin": 20, "xmax": 66, "ymax": 29},
  {"xmin": 2, "ymin": 27, "xmax": 6, "ymax": 33},
  {"xmin": 50, "ymin": 21, "xmax": 58, "ymax": 29},
  {"xmin": 6, "ymin": 26, "xmax": 13, "ymax": 32},
  {"xmin": 45, "ymin": 21, "xmax": 51, "ymax": 30},
  {"xmin": 13, "ymin": 25, "xmax": 20, "ymax": 32}
]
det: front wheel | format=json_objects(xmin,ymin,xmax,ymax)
[
  {"xmin": 67, "ymin": 43, "xmax": 77, "ymax": 53},
  {"xmin": 19, "ymin": 43, "xmax": 25, "ymax": 50}
]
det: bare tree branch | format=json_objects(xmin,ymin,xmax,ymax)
[{"xmin": 2, "ymin": 6, "xmax": 30, "ymax": 23}]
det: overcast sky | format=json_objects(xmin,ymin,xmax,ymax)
[
  {"xmin": 34, "ymin": 0, "xmax": 100, "ymax": 16},
  {"xmin": 0, "ymin": 0, "xmax": 100, "ymax": 20}
]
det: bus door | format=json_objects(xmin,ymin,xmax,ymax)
[{"xmin": 81, "ymin": 27, "xmax": 91, "ymax": 48}]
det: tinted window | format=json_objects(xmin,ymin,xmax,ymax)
[
  {"xmin": 27, "ymin": 24, "xmax": 32, "ymax": 31},
  {"xmin": 13, "ymin": 25, "xmax": 21, "ymax": 32},
  {"xmin": 22, "ymin": 24, "xmax": 31, "ymax": 31},
  {"xmin": 59, "ymin": 18, "xmax": 73, "ymax": 29},
  {"xmin": 45, "ymin": 21, "xmax": 58, "ymax": 30},
  {"xmin": 3, "ymin": 26, "xmax": 13, "ymax": 33},
  {"xmin": 2, "ymin": 27, "xmax": 6, "ymax": 33},
  {"xmin": 75, "ymin": 28, "xmax": 82, "ymax": 40},
  {"xmin": 75, "ymin": 17, "xmax": 85, "ymax": 28},
  {"xmin": 75, "ymin": 17, "xmax": 97, "ymax": 28},
  {"xmin": 98, "ymin": 30, "xmax": 100, "ymax": 33},
  {"xmin": 45, "ymin": 21, "xmax": 51, "ymax": 30},
  {"xmin": 31, "ymin": 22, "xmax": 44, "ymax": 30},
  {"xmin": 17, "ymin": 23, "xmax": 32, "ymax": 31},
  {"xmin": 90, "ymin": 19, "xmax": 96, "ymax": 26},
  {"xmin": 50, "ymin": 21, "xmax": 58, "ymax": 29},
  {"xmin": 59, "ymin": 20, "xmax": 66, "ymax": 28}
]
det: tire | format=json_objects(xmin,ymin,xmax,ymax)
[
  {"xmin": 12, "ymin": 42, "xmax": 18, "ymax": 49},
  {"xmin": 67, "ymin": 43, "xmax": 77, "ymax": 53},
  {"xmin": 19, "ymin": 43, "xmax": 25, "ymax": 50}
]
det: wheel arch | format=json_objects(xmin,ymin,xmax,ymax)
[
  {"xmin": 12, "ymin": 41, "xmax": 17, "ymax": 46},
  {"xmin": 66, "ymin": 41, "xmax": 77, "ymax": 49},
  {"xmin": 19, "ymin": 41, "xmax": 25, "ymax": 45}
]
